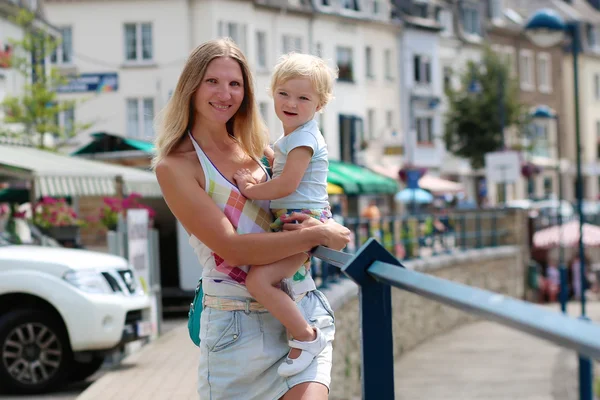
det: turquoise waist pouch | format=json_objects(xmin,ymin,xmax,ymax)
[{"xmin": 187, "ymin": 278, "xmax": 203, "ymax": 347}]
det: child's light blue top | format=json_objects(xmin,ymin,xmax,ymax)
[{"xmin": 270, "ymin": 119, "xmax": 329, "ymax": 210}]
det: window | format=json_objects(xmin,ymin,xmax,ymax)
[
  {"xmin": 537, "ymin": 53, "xmax": 552, "ymax": 92},
  {"xmin": 282, "ymin": 35, "xmax": 302, "ymax": 54},
  {"xmin": 489, "ymin": 0, "xmax": 503, "ymax": 20},
  {"xmin": 543, "ymin": 177, "xmax": 553, "ymax": 196},
  {"xmin": 127, "ymin": 98, "xmax": 154, "ymax": 138},
  {"xmin": 595, "ymin": 74, "xmax": 600, "ymax": 100},
  {"xmin": 531, "ymin": 123, "xmax": 550, "ymax": 158},
  {"xmin": 314, "ymin": 42, "xmax": 323, "ymax": 57},
  {"xmin": 55, "ymin": 106, "xmax": 74, "ymax": 134},
  {"xmin": 219, "ymin": 21, "xmax": 247, "ymax": 51},
  {"xmin": 124, "ymin": 23, "xmax": 153, "ymax": 63},
  {"xmin": 416, "ymin": 117, "xmax": 433, "ymax": 144},
  {"xmin": 367, "ymin": 109, "xmax": 375, "ymax": 139},
  {"xmin": 342, "ymin": 0, "xmax": 359, "ymax": 11},
  {"xmin": 365, "ymin": 46, "xmax": 374, "ymax": 78},
  {"xmin": 443, "ymin": 66, "xmax": 452, "ymax": 91},
  {"xmin": 256, "ymin": 31, "xmax": 267, "ymax": 69},
  {"xmin": 596, "ymin": 120, "xmax": 600, "ymax": 159},
  {"xmin": 503, "ymin": 46, "xmax": 516, "ymax": 76},
  {"xmin": 461, "ymin": 4, "xmax": 481, "ymax": 35},
  {"xmin": 439, "ymin": 9, "xmax": 454, "ymax": 34},
  {"xmin": 587, "ymin": 24, "xmax": 598, "ymax": 49},
  {"xmin": 51, "ymin": 27, "xmax": 72, "ymax": 65},
  {"xmin": 519, "ymin": 50, "xmax": 534, "ymax": 90},
  {"xmin": 384, "ymin": 49, "xmax": 393, "ymax": 80},
  {"xmin": 414, "ymin": 3, "xmax": 428, "ymax": 18},
  {"xmin": 413, "ymin": 55, "xmax": 431, "ymax": 84},
  {"xmin": 321, "ymin": 0, "xmax": 330, "ymax": 6},
  {"xmin": 259, "ymin": 102, "xmax": 269, "ymax": 123},
  {"xmin": 386, "ymin": 110, "xmax": 393, "ymax": 128},
  {"xmin": 336, "ymin": 46, "xmax": 354, "ymax": 82},
  {"xmin": 372, "ymin": 0, "xmax": 382, "ymax": 14}
]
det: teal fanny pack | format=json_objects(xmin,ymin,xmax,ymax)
[{"xmin": 187, "ymin": 278, "xmax": 203, "ymax": 347}]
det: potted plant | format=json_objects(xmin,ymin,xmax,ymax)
[{"xmin": 33, "ymin": 197, "xmax": 85, "ymax": 242}]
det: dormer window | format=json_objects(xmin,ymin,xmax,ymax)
[
  {"xmin": 489, "ymin": 0, "xmax": 503, "ymax": 21},
  {"xmin": 461, "ymin": 3, "xmax": 481, "ymax": 35}
]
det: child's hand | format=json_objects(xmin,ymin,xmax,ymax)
[{"xmin": 233, "ymin": 168, "xmax": 258, "ymax": 198}]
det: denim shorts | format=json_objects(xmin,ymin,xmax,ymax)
[{"xmin": 197, "ymin": 290, "xmax": 335, "ymax": 400}]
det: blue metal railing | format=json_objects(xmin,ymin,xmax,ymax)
[{"xmin": 312, "ymin": 239, "xmax": 600, "ymax": 399}]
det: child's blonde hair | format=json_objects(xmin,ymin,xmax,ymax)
[{"xmin": 270, "ymin": 52, "xmax": 338, "ymax": 109}]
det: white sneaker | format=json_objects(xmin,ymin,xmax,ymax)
[{"xmin": 277, "ymin": 327, "xmax": 328, "ymax": 377}]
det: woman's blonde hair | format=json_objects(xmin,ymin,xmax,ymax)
[
  {"xmin": 270, "ymin": 52, "xmax": 338, "ymax": 109},
  {"xmin": 152, "ymin": 38, "xmax": 267, "ymax": 168}
]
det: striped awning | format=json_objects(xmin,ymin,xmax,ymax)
[{"xmin": 0, "ymin": 144, "xmax": 162, "ymax": 198}]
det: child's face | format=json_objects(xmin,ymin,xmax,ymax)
[{"xmin": 273, "ymin": 77, "xmax": 322, "ymax": 135}]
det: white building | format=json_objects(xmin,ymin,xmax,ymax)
[
  {"xmin": 394, "ymin": 0, "xmax": 445, "ymax": 175},
  {"xmin": 42, "ymin": 0, "xmax": 402, "ymax": 167}
]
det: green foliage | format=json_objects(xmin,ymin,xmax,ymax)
[
  {"xmin": 444, "ymin": 46, "xmax": 530, "ymax": 169},
  {"xmin": 1, "ymin": 9, "xmax": 92, "ymax": 150}
]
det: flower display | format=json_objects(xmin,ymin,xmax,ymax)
[
  {"xmin": 95, "ymin": 193, "xmax": 156, "ymax": 230},
  {"xmin": 33, "ymin": 197, "xmax": 84, "ymax": 229}
]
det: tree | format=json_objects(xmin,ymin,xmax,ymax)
[
  {"xmin": 443, "ymin": 46, "xmax": 529, "ymax": 170},
  {"xmin": 1, "ymin": 9, "xmax": 91, "ymax": 150}
]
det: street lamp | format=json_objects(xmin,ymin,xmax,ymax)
[
  {"xmin": 525, "ymin": 9, "xmax": 592, "ymax": 400},
  {"xmin": 530, "ymin": 105, "xmax": 567, "ymax": 313}
]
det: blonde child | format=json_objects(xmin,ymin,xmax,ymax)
[{"xmin": 233, "ymin": 53, "xmax": 336, "ymax": 377}]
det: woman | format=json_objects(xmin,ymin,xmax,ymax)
[{"xmin": 154, "ymin": 38, "xmax": 350, "ymax": 400}]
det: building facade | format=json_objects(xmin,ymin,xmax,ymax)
[{"xmin": 42, "ymin": 0, "xmax": 402, "ymax": 170}]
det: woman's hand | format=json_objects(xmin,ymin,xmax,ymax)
[{"xmin": 281, "ymin": 213, "xmax": 351, "ymax": 251}]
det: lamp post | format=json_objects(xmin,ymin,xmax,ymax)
[
  {"xmin": 531, "ymin": 105, "xmax": 567, "ymax": 313},
  {"xmin": 525, "ymin": 10, "xmax": 592, "ymax": 400}
]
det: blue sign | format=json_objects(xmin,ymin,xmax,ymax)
[{"xmin": 57, "ymin": 73, "xmax": 119, "ymax": 93}]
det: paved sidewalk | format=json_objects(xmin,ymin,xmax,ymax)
[
  {"xmin": 394, "ymin": 302, "xmax": 600, "ymax": 400},
  {"xmin": 76, "ymin": 302, "xmax": 600, "ymax": 400},
  {"xmin": 77, "ymin": 325, "xmax": 199, "ymax": 400}
]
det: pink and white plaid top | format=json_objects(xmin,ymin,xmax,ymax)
[{"xmin": 187, "ymin": 133, "xmax": 316, "ymax": 298}]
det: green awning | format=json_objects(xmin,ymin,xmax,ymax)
[
  {"xmin": 71, "ymin": 132, "xmax": 155, "ymax": 155},
  {"xmin": 327, "ymin": 160, "xmax": 399, "ymax": 195},
  {"xmin": 122, "ymin": 138, "xmax": 155, "ymax": 153}
]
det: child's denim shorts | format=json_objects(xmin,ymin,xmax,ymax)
[{"xmin": 197, "ymin": 290, "xmax": 335, "ymax": 400}]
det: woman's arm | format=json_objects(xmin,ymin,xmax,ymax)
[{"xmin": 156, "ymin": 157, "xmax": 347, "ymax": 267}]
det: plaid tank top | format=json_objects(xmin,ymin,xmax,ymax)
[{"xmin": 187, "ymin": 133, "xmax": 316, "ymax": 298}]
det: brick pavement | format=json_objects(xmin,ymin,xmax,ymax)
[{"xmin": 76, "ymin": 302, "xmax": 600, "ymax": 400}]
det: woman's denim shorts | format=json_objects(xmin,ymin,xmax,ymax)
[{"xmin": 197, "ymin": 290, "xmax": 335, "ymax": 400}]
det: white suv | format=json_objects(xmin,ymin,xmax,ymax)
[{"xmin": 0, "ymin": 235, "xmax": 151, "ymax": 395}]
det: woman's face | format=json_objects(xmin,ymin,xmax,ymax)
[{"xmin": 193, "ymin": 57, "xmax": 245, "ymax": 126}]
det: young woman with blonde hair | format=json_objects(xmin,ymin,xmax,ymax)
[{"xmin": 154, "ymin": 38, "xmax": 349, "ymax": 400}]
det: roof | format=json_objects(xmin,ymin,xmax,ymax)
[{"xmin": 0, "ymin": 144, "xmax": 161, "ymax": 197}]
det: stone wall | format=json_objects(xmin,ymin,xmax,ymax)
[{"xmin": 324, "ymin": 245, "xmax": 525, "ymax": 400}]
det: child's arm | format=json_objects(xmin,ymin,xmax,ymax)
[{"xmin": 234, "ymin": 146, "xmax": 312, "ymax": 200}]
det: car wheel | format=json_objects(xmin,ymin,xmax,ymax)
[
  {"xmin": 0, "ymin": 309, "xmax": 72, "ymax": 394},
  {"xmin": 68, "ymin": 355, "xmax": 105, "ymax": 382}
]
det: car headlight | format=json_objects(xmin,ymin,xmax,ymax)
[{"xmin": 63, "ymin": 270, "xmax": 114, "ymax": 294}]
